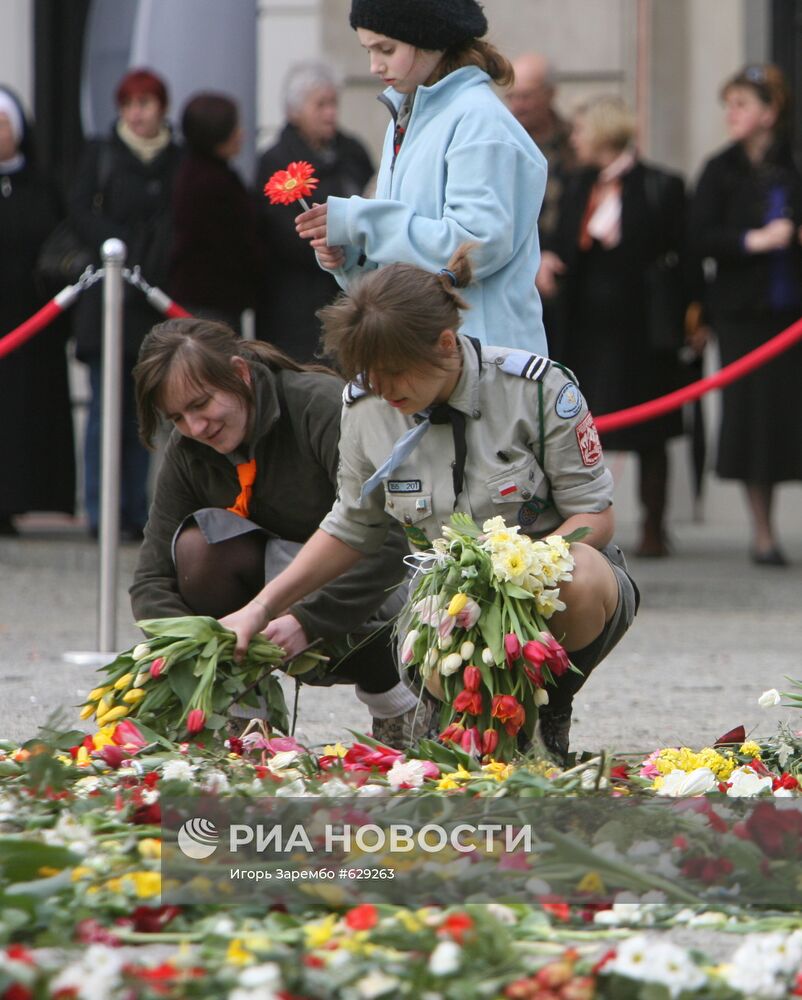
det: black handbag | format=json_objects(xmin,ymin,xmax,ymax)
[
  {"xmin": 643, "ymin": 169, "xmax": 687, "ymax": 352},
  {"xmin": 35, "ymin": 144, "xmax": 115, "ymax": 290}
]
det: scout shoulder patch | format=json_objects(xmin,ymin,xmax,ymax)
[
  {"xmin": 343, "ymin": 378, "xmax": 369, "ymax": 406},
  {"xmin": 555, "ymin": 381, "xmax": 582, "ymax": 419},
  {"xmin": 497, "ymin": 350, "xmax": 551, "ymax": 382},
  {"xmin": 576, "ymin": 412, "xmax": 603, "ymax": 466}
]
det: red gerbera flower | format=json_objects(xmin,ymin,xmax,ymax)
[{"xmin": 264, "ymin": 161, "xmax": 319, "ymax": 208}]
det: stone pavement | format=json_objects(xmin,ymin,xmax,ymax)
[{"xmin": 1, "ymin": 460, "xmax": 800, "ymax": 753}]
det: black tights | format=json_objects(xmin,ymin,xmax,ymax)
[{"xmin": 174, "ymin": 525, "xmax": 399, "ymax": 695}]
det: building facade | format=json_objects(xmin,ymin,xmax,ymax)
[{"xmin": 2, "ymin": 0, "xmax": 798, "ymax": 191}]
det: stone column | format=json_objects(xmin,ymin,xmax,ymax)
[
  {"xmin": 256, "ymin": 0, "xmax": 327, "ymax": 150},
  {"xmin": 0, "ymin": 0, "xmax": 33, "ymax": 108}
]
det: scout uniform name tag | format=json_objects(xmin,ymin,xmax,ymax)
[{"xmin": 387, "ymin": 479, "xmax": 423, "ymax": 494}]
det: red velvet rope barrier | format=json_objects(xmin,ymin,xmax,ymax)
[
  {"xmin": 0, "ymin": 299, "xmax": 66, "ymax": 361},
  {"xmin": 164, "ymin": 301, "xmax": 192, "ymax": 319},
  {"xmin": 594, "ymin": 315, "xmax": 802, "ymax": 433}
]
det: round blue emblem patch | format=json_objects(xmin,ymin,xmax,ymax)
[{"xmin": 555, "ymin": 382, "xmax": 582, "ymax": 419}]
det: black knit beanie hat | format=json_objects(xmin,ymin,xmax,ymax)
[{"xmin": 350, "ymin": 0, "xmax": 488, "ymax": 51}]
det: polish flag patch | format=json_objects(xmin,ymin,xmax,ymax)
[
  {"xmin": 498, "ymin": 482, "xmax": 518, "ymax": 497},
  {"xmin": 576, "ymin": 413, "xmax": 602, "ymax": 466}
]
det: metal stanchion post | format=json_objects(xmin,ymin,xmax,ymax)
[{"xmin": 97, "ymin": 239, "xmax": 126, "ymax": 652}]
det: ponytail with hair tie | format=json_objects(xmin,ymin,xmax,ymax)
[{"xmin": 438, "ymin": 268, "xmax": 458, "ymax": 287}]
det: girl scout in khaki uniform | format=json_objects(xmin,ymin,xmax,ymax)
[{"xmin": 222, "ymin": 246, "xmax": 638, "ymax": 761}]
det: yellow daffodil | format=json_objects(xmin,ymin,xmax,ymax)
[
  {"xmin": 436, "ymin": 774, "xmax": 463, "ymax": 791},
  {"xmin": 226, "ymin": 938, "xmax": 253, "ymax": 965},
  {"xmin": 395, "ymin": 909, "xmax": 424, "ymax": 933},
  {"xmin": 122, "ymin": 871, "xmax": 161, "ymax": 898},
  {"xmin": 482, "ymin": 761, "xmax": 514, "ymax": 781},
  {"xmin": 577, "ymin": 871, "xmax": 606, "ymax": 894},
  {"xmin": 304, "ymin": 913, "xmax": 338, "ymax": 949},
  {"xmin": 137, "ymin": 838, "xmax": 162, "ymax": 860}
]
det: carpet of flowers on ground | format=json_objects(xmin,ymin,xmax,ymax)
[{"xmin": 2, "ymin": 693, "xmax": 802, "ymax": 999}]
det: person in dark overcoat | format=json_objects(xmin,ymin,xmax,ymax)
[
  {"xmin": 0, "ymin": 85, "xmax": 74, "ymax": 532},
  {"xmin": 168, "ymin": 92, "xmax": 262, "ymax": 332},
  {"xmin": 689, "ymin": 64, "xmax": 802, "ymax": 566},
  {"xmin": 69, "ymin": 68, "xmax": 182, "ymax": 540},
  {"xmin": 254, "ymin": 61, "xmax": 374, "ymax": 361},
  {"xmin": 547, "ymin": 95, "xmax": 687, "ymax": 558}
]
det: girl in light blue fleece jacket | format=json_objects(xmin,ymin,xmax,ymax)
[{"xmin": 295, "ymin": 0, "xmax": 549, "ymax": 355}]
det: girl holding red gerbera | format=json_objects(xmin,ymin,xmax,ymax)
[{"xmin": 292, "ymin": 0, "xmax": 549, "ymax": 355}]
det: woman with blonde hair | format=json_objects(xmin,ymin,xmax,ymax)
[
  {"xmin": 543, "ymin": 94, "xmax": 688, "ymax": 558},
  {"xmin": 293, "ymin": 0, "xmax": 549, "ymax": 354}
]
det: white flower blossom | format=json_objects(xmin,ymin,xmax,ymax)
[
  {"xmin": 238, "ymin": 963, "xmax": 282, "ymax": 989},
  {"xmin": 485, "ymin": 903, "xmax": 518, "ymax": 925},
  {"xmin": 265, "ymin": 751, "xmax": 300, "ymax": 772},
  {"xmin": 439, "ymin": 652, "xmax": 463, "ymax": 676},
  {"xmin": 723, "ymin": 931, "xmax": 802, "ymax": 998},
  {"xmin": 162, "ymin": 759, "xmax": 195, "ymax": 782},
  {"xmin": 428, "ymin": 940, "xmax": 461, "ymax": 976},
  {"xmin": 387, "ymin": 758, "xmax": 429, "ymax": 790},
  {"xmin": 201, "ymin": 769, "xmax": 230, "ymax": 793},
  {"xmin": 227, "ymin": 988, "xmax": 280, "ymax": 1000},
  {"xmin": 50, "ymin": 945, "xmax": 126, "ymax": 1000},
  {"xmin": 400, "ymin": 629, "xmax": 419, "ymax": 664},
  {"xmin": 604, "ymin": 935, "xmax": 705, "ymax": 998},
  {"xmin": 758, "ymin": 688, "xmax": 782, "ymax": 708},
  {"xmin": 655, "ymin": 767, "xmax": 717, "ymax": 796},
  {"xmin": 726, "ymin": 766, "xmax": 773, "ymax": 797},
  {"xmin": 353, "ymin": 969, "xmax": 400, "ymax": 997}
]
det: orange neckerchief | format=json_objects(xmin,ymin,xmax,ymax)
[{"xmin": 227, "ymin": 459, "xmax": 257, "ymax": 518}]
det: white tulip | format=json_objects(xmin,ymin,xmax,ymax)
[
  {"xmin": 428, "ymin": 940, "xmax": 461, "ymax": 976},
  {"xmin": 424, "ymin": 648, "xmax": 440, "ymax": 669},
  {"xmin": 459, "ymin": 641, "xmax": 475, "ymax": 660},
  {"xmin": 481, "ymin": 647, "xmax": 495, "ymax": 666},
  {"xmin": 534, "ymin": 688, "xmax": 549, "ymax": 707},
  {"xmin": 758, "ymin": 688, "xmax": 782, "ymax": 709},
  {"xmin": 400, "ymin": 629, "xmax": 419, "ymax": 665},
  {"xmin": 439, "ymin": 653, "xmax": 464, "ymax": 676}
]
